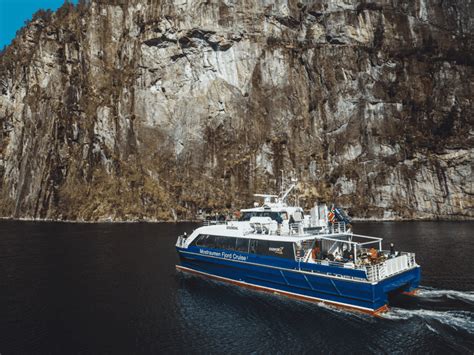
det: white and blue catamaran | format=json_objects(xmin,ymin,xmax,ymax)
[{"xmin": 175, "ymin": 179, "xmax": 421, "ymax": 315}]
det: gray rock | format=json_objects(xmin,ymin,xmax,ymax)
[{"xmin": 0, "ymin": 0, "xmax": 472, "ymax": 221}]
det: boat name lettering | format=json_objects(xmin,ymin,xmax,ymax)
[{"xmin": 199, "ymin": 248, "xmax": 248, "ymax": 261}]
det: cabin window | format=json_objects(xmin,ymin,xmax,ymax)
[
  {"xmin": 255, "ymin": 240, "xmax": 270, "ymax": 255},
  {"xmin": 215, "ymin": 235, "xmax": 236, "ymax": 250},
  {"xmin": 249, "ymin": 239, "xmax": 258, "ymax": 254},
  {"xmin": 239, "ymin": 212, "xmax": 250, "ymax": 221},
  {"xmin": 239, "ymin": 211, "xmax": 287, "ymax": 222},
  {"xmin": 249, "ymin": 239, "xmax": 294, "ymax": 259},
  {"xmin": 235, "ymin": 238, "xmax": 249, "ymax": 253},
  {"xmin": 191, "ymin": 234, "xmax": 241, "ymax": 250},
  {"xmin": 193, "ymin": 234, "xmax": 215, "ymax": 248}
]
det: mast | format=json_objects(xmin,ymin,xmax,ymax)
[{"xmin": 278, "ymin": 170, "xmax": 298, "ymax": 205}]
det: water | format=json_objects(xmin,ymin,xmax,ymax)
[{"xmin": 0, "ymin": 221, "xmax": 472, "ymax": 354}]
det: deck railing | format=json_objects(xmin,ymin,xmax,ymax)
[
  {"xmin": 289, "ymin": 222, "xmax": 304, "ymax": 235},
  {"xmin": 301, "ymin": 251, "xmax": 417, "ymax": 282},
  {"xmin": 176, "ymin": 235, "xmax": 187, "ymax": 248},
  {"xmin": 365, "ymin": 252, "xmax": 417, "ymax": 282},
  {"xmin": 330, "ymin": 222, "xmax": 347, "ymax": 234}
]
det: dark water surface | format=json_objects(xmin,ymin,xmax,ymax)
[{"xmin": 1, "ymin": 221, "xmax": 473, "ymax": 354}]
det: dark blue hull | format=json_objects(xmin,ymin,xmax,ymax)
[{"xmin": 176, "ymin": 247, "xmax": 421, "ymax": 314}]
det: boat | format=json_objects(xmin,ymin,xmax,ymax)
[{"xmin": 175, "ymin": 179, "xmax": 421, "ymax": 315}]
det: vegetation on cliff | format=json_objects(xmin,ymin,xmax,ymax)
[{"xmin": 0, "ymin": 0, "xmax": 472, "ymax": 221}]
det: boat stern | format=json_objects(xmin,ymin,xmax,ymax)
[{"xmin": 372, "ymin": 264, "xmax": 421, "ymax": 311}]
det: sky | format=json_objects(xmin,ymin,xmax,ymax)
[{"xmin": 0, "ymin": 0, "xmax": 77, "ymax": 49}]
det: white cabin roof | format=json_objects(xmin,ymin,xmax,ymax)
[{"xmin": 190, "ymin": 223, "xmax": 315, "ymax": 243}]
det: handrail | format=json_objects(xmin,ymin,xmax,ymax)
[
  {"xmin": 350, "ymin": 233, "xmax": 383, "ymax": 241},
  {"xmin": 365, "ymin": 252, "xmax": 417, "ymax": 282},
  {"xmin": 330, "ymin": 222, "xmax": 346, "ymax": 233},
  {"xmin": 176, "ymin": 234, "xmax": 187, "ymax": 248},
  {"xmin": 289, "ymin": 222, "xmax": 304, "ymax": 235}
]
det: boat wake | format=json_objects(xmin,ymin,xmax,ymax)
[
  {"xmin": 382, "ymin": 286, "xmax": 474, "ymax": 338},
  {"xmin": 416, "ymin": 286, "xmax": 474, "ymax": 304},
  {"xmin": 382, "ymin": 308, "xmax": 474, "ymax": 334}
]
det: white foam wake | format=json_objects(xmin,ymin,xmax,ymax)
[
  {"xmin": 417, "ymin": 287, "xmax": 474, "ymax": 303},
  {"xmin": 382, "ymin": 308, "xmax": 474, "ymax": 334}
]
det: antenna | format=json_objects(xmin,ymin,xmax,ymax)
[{"xmin": 278, "ymin": 170, "xmax": 298, "ymax": 204}]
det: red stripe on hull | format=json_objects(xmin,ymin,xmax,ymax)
[
  {"xmin": 176, "ymin": 265, "xmax": 389, "ymax": 316},
  {"xmin": 402, "ymin": 289, "xmax": 419, "ymax": 296}
]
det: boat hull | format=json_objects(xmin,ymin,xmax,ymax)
[{"xmin": 176, "ymin": 247, "xmax": 421, "ymax": 315}]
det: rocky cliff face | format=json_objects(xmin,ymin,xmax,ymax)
[{"xmin": 0, "ymin": 0, "xmax": 472, "ymax": 221}]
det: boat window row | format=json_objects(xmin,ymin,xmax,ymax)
[
  {"xmin": 239, "ymin": 211, "xmax": 288, "ymax": 222},
  {"xmin": 191, "ymin": 234, "xmax": 294, "ymax": 259}
]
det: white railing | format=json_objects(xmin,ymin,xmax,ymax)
[
  {"xmin": 176, "ymin": 235, "xmax": 187, "ymax": 248},
  {"xmin": 365, "ymin": 252, "xmax": 416, "ymax": 282},
  {"xmin": 309, "ymin": 258, "xmax": 353, "ymax": 268},
  {"xmin": 289, "ymin": 222, "xmax": 304, "ymax": 235},
  {"xmin": 406, "ymin": 252, "xmax": 417, "ymax": 268},
  {"xmin": 330, "ymin": 222, "xmax": 347, "ymax": 234}
]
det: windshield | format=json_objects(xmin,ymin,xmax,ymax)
[{"xmin": 239, "ymin": 211, "xmax": 287, "ymax": 222}]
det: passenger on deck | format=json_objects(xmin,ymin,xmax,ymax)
[
  {"xmin": 369, "ymin": 248, "xmax": 377, "ymax": 260},
  {"xmin": 311, "ymin": 246, "xmax": 320, "ymax": 261},
  {"xmin": 275, "ymin": 213, "xmax": 283, "ymax": 235},
  {"xmin": 289, "ymin": 215, "xmax": 295, "ymax": 225},
  {"xmin": 288, "ymin": 215, "xmax": 295, "ymax": 235},
  {"xmin": 361, "ymin": 253, "xmax": 370, "ymax": 265},
  {"xmin": 390, "ymin": 243, "xmax": 395, "ymax": 257},
  {"xmin": 343, "ymin": 248, "xmax": 351, "ymax": 260}
]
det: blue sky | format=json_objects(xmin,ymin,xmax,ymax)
[{"xmin": 0, "ymin": 0, "xmax": 77, "ymax": 49}]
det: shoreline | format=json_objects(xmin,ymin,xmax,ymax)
[
  {"xmin": 0, "ymin": 216, "xmax": 472, "ymax": 224},
  {"xmin": 0, "ymin": 217, "xmax": 199, "ymax": 224}
]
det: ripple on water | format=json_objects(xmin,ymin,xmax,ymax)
[
  {"xmin": 1, "ymin": 221, "xmax": 474, "ymax": 354},
  {"xmin": 381, "ymin": 308, "xmax": 474, "ymax": 333}
]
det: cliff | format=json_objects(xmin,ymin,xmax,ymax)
[{"xmin": 0, "ymin": 0, "xmax": 472, "ymax": 221}]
